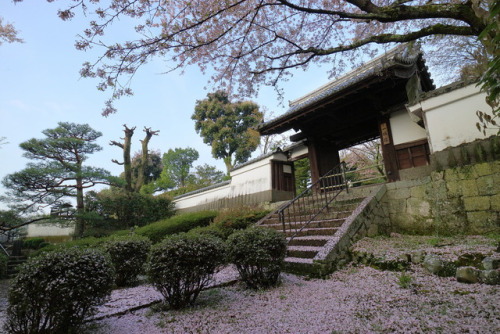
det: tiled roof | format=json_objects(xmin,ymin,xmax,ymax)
[{"xmin": 258, "ymin": 43, "xmax": 433, "ymax": 133}]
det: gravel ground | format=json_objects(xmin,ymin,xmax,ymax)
[{"xmin": 87, "ymin": 265, "xmax": 500, "ymax": 334}]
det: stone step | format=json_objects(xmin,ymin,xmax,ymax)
[
  {"xmin": 263, "ymin": 218, "xmax": 345, "ymax": 231},
  {"xmin": 287, "ymin": 245, "xmax": 323, "ymax": 259},
  {"xmin": 281, "ymin": 226, "xmax": 339, "ymax": 237},
  {"xmin": 7, "ymin": 255, "xmax": 28, "ymax": 278},
  {"xmin": 287, "ymin": 236, "xmax": 331, "ymax": 247},
  {"xmin": 262, "ymin": 210, "xmax": 353, "ymax": 223}
]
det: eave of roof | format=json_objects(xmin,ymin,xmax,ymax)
[
  {"xmin": 258, "ymin": 44, "xmax": 434, "ymax": 135},
  {"xmin": 407, "ymin": 80, "xmax": 478, "ymax": 107}
]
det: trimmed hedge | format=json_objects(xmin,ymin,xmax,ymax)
[
  {"xmin": 135, "ymin": 211, "xmax": 217, "ymax": 243},
  {"xmin": 189, "ymin": 207, "xmax": 269, "ymax": 240},
  {"xmin": 227, "ymin": 227, "xmax": 287, "ymax": 289},
  {"xmin": 102, "ymin": 235, "xmax": 151, "ymax": 287},
  {"xmin": 22, "ymin": 237, "xmax": 48, "ymax": 250},
  {"xmin": 147, "ymin": 233, "xmax": 226, "ymax": 309},
  {"xmin": 4, "ymin": 248, "xmax": 114, "ymax": 334}
]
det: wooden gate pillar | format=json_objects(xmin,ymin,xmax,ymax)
[
  {"xmin": 307, "ymin": 137, "xmax": 341, "ymax": 184},
  {"xmin": 378, "ymin": 117, "xmax": 400, "ymax": 182}
]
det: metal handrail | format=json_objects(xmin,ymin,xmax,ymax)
[
  {"xmin": 0, "ymin": 242, "xmax": 10, "ymax": 257},
  {"xmin": 278, "ymin": 162, "xmax": 348, "ymax": 243}
]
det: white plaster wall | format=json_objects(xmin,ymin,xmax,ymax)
[
  {"xmin": 289, "ymin": 142, "xmax": 309, "ymax": 160},
  {"xmin": 27, "ymin": 223, "xmax": 75, "ymax": 237},
  {"xmin": 390, "ymin": 109, "xmax": 427, "ymax": 145},
  {"xmin": 174, "ymin": 184, "xmax": 231, "ymax": 211},
  {"xmin": 416, "ymin": 85, "xmax": 497, "ymax": 153},
  {"xmin": 174, "ymin": 152, "xmax": 288, "ymax": 211}
]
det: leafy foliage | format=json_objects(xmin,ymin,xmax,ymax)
[
  {"xmin": 102, "ymin": 235, "xmax": 151, "ymax": 287},
  {"xmin": 209, "ymin": 206, "xmax": 270, "ymax": 239},
  {"xmin": 25, "ymin": 0, "xmax": 496, "ymax": 115},
  {"xmin": 227, "ymin": 227, "xmax": 287, "ymax": 289},
  {"xmin": 294, "ymin": 158, "xmax": 311, "ymax": 195},
  {"xmin": 158, "ymin": 147, "xmax": 199, "ymax": 189},
  {"xmin": 4, "ymin": 248, "xmax": 114, "ymax": 334},
  {"xmin": 192, "ymin": 91, "xmax": 262, "ymax": 174},
  {"xmin": 147, "ymin": 233, "xmax": 226, "ymax": 309},
  {"xmin": 22, "ymin": 237, "xmax": 49, "ymax": 250},
  {"xmin": 135, "ymin": 211, "xmax": 218, "ymax": 243},
  {"xmin": 477, "ymin": 0, "xmax": 500, "ymax": 135},
  {"xmin": 0, "ymin": 16, "xmax": 23, "ymax": 45},
  {"xmin": 1, "ymin": 122, "xmax": 113, "ymax": 237},
  {"xmin": 130, "ymin": 150, "xmax": 163, "ymax": 189},
  {"xmin": 84, "ymin": 190, "xmax": 175, "ymax": 234}
]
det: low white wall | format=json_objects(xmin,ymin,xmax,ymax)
[
  {"xmin": 26, "ymin": 223, "xmax": 75, "ymax": 237},
  {"xmin": 390, "ymin": 109, "xmax": 427, "ymax": 145},
  {"xmin": 174, "ymin": 152, "xmax": 288, "ymax": 212},
  {"xmin": 412, "ymin": 84, "xmax": 497, "ymax": 153}
]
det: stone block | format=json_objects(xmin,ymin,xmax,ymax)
[
  {"xmin": 431, "ymin": 171, "xmax": 445, "ymax": 182},
  {"xmin": 423, "ymin": 254, "xmax": 444, "ymax": 275},
  {"xmin": 411, "ymin": 250, "xmax": 426, "ymax": 264},
  {"xmin": 446, "ymin": 181, "xmax": 462, "ymax": 197},
  {"xmin": 443, "ymin": 168, "xmax": 460, "ymax": 182},
  {"xmin": 458, "ymin": 165, "xmax": 478, "ymax": 180},
  {"xmin": 366, "ymin": 223, "xmax": 378, "ymax": 237},
  {"xmin": 477, "ymin": 174, "xmax": 500, "ymax": 196},
  {"xmin": 466, "ymin": 211, "xmax": 499, "ymax": 233},
  {"xmin": 387, "ymin": 198, "xmax": 406, "ymax": 214},
  {"xmin": 407, "ymin": 198, "xmax": 431, "ymax": 217},
  {"xmin": 474, "ymin": 162, "xmax": 495, "ymax": 177},
  {"xmin": 460, "ymin": 179, "xmax": 479, "ymax": 197},
  {"xmin": 480, "ymin": 270, "xmax": 500, "ymax": 285},
  {"xmin": 387, "ymin": 188, "xmax": 410, "ymax": 200},
  {"xmin": 456, "ymin": 266, "xmax": 480, "ymax": 284},
  {"xmin": 491, "ymin": 194, "xmax": 500, "ymax": 211},
  {"xmin": 410, "ymin": 184, "xmax": 429, "ymax": 199},
  {"xmin": 463, "ymin": 196, "xmax": 491, "ymax": 211},
  {"xmin": 482, "ymin": 257, "xmax": 500, "ymax": 270}
]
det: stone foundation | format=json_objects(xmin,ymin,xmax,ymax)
[{"xmin": 382, "ymin": 160, "xmax": 500, "ymax": 235}]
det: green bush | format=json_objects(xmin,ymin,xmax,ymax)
[
  {"xmin": 30, "ymin": 236, "xmax": 109, "ymax": 258},
  {"xmin": 136, "ymin": 211, "xmax": 217, "ymax": 243},
  {"xmin": 84, "ymin": 190, "xmax": 175, "ymax": 231},
  {"xmin": 187, "ymin": 225, "xmax": 226, "ymax": 240},
  {"xmin": 227, "ymin": 227, "xmax": 287, "ymax": 289},
  {"xmin": 0, "ymin": 252, "xmax": 7, "ymax": 279},
  {"xmin": 22, "ymin": 237, "xmax": 47, "ymax": 250},
  {"xmin": 210, "ymin": 207, "xmax": 269, "ymax": 239},
  {"xmin": 147, "ymin": 233, "xmax": 226, "ymax": 309},
  {"xmin": 4, "ymin": 248, "xmax": 114, "ymax": 334},
  {"xmin": 102, "ymin": 235, "xmax": 151, "ymax": 287}
]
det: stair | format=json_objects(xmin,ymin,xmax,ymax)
[
  {"xmin": 7, "ymin": 255, "xmax": 27, "ymax": 278},
  {"xmin": 258, "ymin": 196, "xmax": 364, "ymax": 274}
]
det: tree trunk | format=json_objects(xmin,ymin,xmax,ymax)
[
  {"xmin": 223, "ymin": 156, "xmax": 233, "ymax": 176},
  {"xmin": 123, "ymin": 126, "xmax": 134, "ymax": 192},
  {"xmin": 74, "ymin": 167, "xmax": 85, "ymax": 238},
  {"xmin": 134, "ymin": 127, "xmax": 159, "ymax": 192}
]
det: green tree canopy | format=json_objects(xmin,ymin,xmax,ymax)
[
  {"xmin": 190, "ymin": 164, "xmax": 226, "ymax": 188},
  {"xmin": 158, "ymin": 147, "xmax": 200, "ymax": 189},
  {"xmin": 1, "ymin": 122, "xmax": 113, "ymax": 237},
  {"xmin": 192, "ymin": 91, "xmax": 263, "ymax": 174}
]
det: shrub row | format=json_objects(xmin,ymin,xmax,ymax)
[
  {"xmin": 188, "ymin": 207, "xmax": 269, "ymax": 240},
  {"xmin": 134, "ymin": 210, "xmax": 218, "ymax": 243},
  {"xmin": 5, "ymin": 248, "xmax": 115, "ymax": 334},
  {"xmin": 5, "ymin": 227, "xmax": 286, "ymax": 333}
]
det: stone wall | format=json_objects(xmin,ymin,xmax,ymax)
[
  {"xmin": 311, "ymin": 185, "xmax": 389, "ymax": 275},
  {"xmin": 382, "ymin": 160, "xmax": 500, "ymax": 235}
]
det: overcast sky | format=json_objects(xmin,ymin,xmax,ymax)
[{"xmin": 0, "ymin": 2, "xmax": 340, "ymax": 203}]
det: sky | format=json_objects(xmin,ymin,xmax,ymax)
[{"xmin": 0, "ymin": 1, "xmax": 336, "ymax": 204}]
